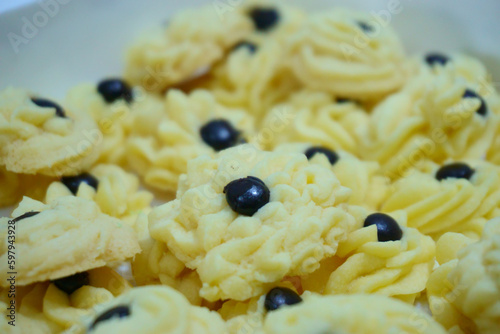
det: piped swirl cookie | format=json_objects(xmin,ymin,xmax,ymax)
[
  {"xmin": 0, "ymin": 87, "xmax": 100, "ymax": 177},
  {"xmin": 0, "ymin": 196, "xmax": 140, "ymax": 286},
  {"xmin": 382, "ymin": 161, "xmax": 500, "ymax": 239},
  {"xmin": 126, "ymin": 89, "xmax": 255, "ymax": 192},
  {"xmin": 286, "ymin": 8, "xmax": 407, "ymax": 100},
  {"xmin": 149, "ymin": 144, "xmax": 357, "ymax": 301}
]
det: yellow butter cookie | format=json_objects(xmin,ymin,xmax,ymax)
[
  {"xmin": 382, "ymin": 161, "xmax": 500, "ymax": 239},
  {"xmin": 131, "ymin": 213, "xmax": 203, "ymax": 306},
  {"xmin": 149, "ymin": 144, "xmax": 357, "ymax": 301},
  {"xmin": 65, "ymin": 82, "xmax": 165, "ymax": 166},
  {"xmin": 45, "ymin": 164, "xmax": 153, "ymax": 224},
  {"xmin": 427, "ymin": 218, "xmax": 500, "ymax": 333},
  {"xmin": 77, "ymin": 286, "xmax": 227, "ymax": 334},
  {"xmin": 126, "ymin": 89, "xmax": 255, "ymax": 192},
  {"xmin": 263, "ymin": 292, "xmax": 446, "ymax": 334},
  {"xmin": 0, "ymin": 267, "xmax": 130, "ymax": 333},
  {"xmin": 124, "ymin": 5, "xmax": 253, "ymax": 92},
  {"xmin": 0, "ymin": 87, "xmax": 101, "ymax": 177},
  {"xmin": 275, "ymin": 143, "xmax": 388, "ymax": 210},
  {"xmin": 362, "ymin": 65, "xmax": 499, "ymax": 179},
  {"xmin": 286, "ymin": 8, "xmax": 407, "ymax": 100},
  {"xmin": 0, "ymin": 196, "xmax": 140, "ymax": 286}
]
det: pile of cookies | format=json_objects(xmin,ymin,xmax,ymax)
[{"xmin": 1, "ymin": 1, "xmax": 500, "ymax": 333}]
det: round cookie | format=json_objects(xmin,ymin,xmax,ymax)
[
  {"xmin": 381, "ymin": 161, "xmax": 500, "ymax": 239},
  {"xmin": 45, "ymin": 164, "xmax": 153, "ymax": 224},
  {"xmin": 207, "ymin": 36, "xmax": 300, "ymax": 122},
  {"xmin": 361, "ymin": 64, "xmax": 500, "ymax": 179},
  {"xmin": 0, "ymin": 196, "xmax": 140, "ymax": 286},
  {"xmin": 78, "ymin": 286, "xmax": 227, "ymax": 334},
  {"xmin": 286, "ymin": 8, "xmax": 407, "ymax": 100},
  {"xmin": 126, "ymin": 89, "xmax": 256, "ymax": 192},
  {"xmin": 301, "ymin": 211, "xmax": 435, "ymax": 303},
  {"xmin": 325, "ymin": 214, "xmax": 435, "ymax": 303},
  {"xmin": 260, "ymin": 90, "xmax": 369, "ymax": 154},
  {"xmin": 427, "ymin": 217, "xmax": 500, "ymax": 334},
  {"xmin": 65, "ymin": 82, "xmax": 165, "ymax": 166},
  {"xmin": 410, "ymin": 53, "xmax": 492, "ymax": 88},
  {"xmin": 205, "ymin": 1, "xmax": 305, "ymax": 120},
  {"xmin": 263, "ymin": 292, "xmax": 446, "ymax": 334},
  {"xmin": 149, "ymin": 144, "xmax": 358, "ymax": 301},
  {"xmin": 0, "ymin": 87, "xmax": 101, "ymax": 177},
  {"xmin": 275, "ymin": 143, "xmax": 388, "ymax": 210},
  {"xmin": 124, "ymin": 4, "xmax": 253, "ymax": 92}
]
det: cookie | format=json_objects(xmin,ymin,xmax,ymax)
[
  {"xmin": 412, "ymin": 53, "xmax": 492, "ymax": 86},
  {"xmin": 240, "ymin": 1, "xmax": 306, "ymax": 44},
  {"xmin": 275, "ymin": 143, "xmax": 388, "ymax": 209},
  {"xmin": 131, "ymin": 214, "xmax": 203, "ymax": 306},
  {"xmin": 126, "ymin": 89, "xmax": 255, "ymax": 192},
  {"xmin": 381, "ymin": 161, "xmax": 500, "ymax": 239},
  {"xmin": 427, "ymin": 217, "xmax": 500, "ymax": 333},
  {"xmin": 261, "ymin": 90, "xmax": 369, "ymax": 154},
  {"xmin": 300, "ymin": 210, "xmax": 435, "ymax": 303},
  {"xmin": 205, "ymin": 2, "xmax": 305, "ymax": 120},
  {"xmin": 0, "ymin": 267, "xmax": 130, "ymax": 332},
  {"xmin": 78, "ymin": 286, "xmax": 227, "ymax": 333},
  {"xmin": 262, "ymin": 292, "xmax": 446, "ymax": 334},
  {"xmin": 220, "ymin": 282, "xmax": 299, "ymax": 334},
  {"xmin": 487, "ymin": 127, "xmax": 500, "ymax": 165},
  {"xmin": 45, "ymin": 164, "xmax": 153, "ymax": 224},
  {"xmin": 124, "ymin": 5, "xmax": 253, "ymax": 92},
  {"xmin": 361, "ymin": 65, "xmax": 499, "ymax": 179},
  {"xmin": 0, "ymin": 87, "xmax": 101, "ymax": 177},
  {"xmin": 435, "ymin": 232, "xmax": 474, "ymax": 265},
  {"xmin": 0, "ymin": 196, "xmax": 140, "ymax": 286},
  {"xmin": 65, "ymin": 81, "xmax": 165, "ymax": 166},
  {"xmin": 286, "ymin": 8, "xmax": 407, "ymax": 100},
  {"xmin": 207, "ymin": 36, "xmax": 300, "ymax": 122},
  {"xmin": 149, "ymin": 144, "xmax": 357, "ymax": 301},
  {"xmin": 0, "ymin": 167, "xmax": 53, "ymax": 208}
]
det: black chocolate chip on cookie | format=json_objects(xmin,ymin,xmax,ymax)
[
  {"xmin": 61, "ymin": 173, "xmax": 99, "ymax": 195},
  {"xmin": 463, "ymin": 89, "xmax": 487, "ymax": 116},
  {"xmin": 224, "ymin": 176, "xmax": 270, "ymax": 216},
  {"xmin": 31, "ymin": 98, "xmax": 66, "ymax": 118},
  {"xmin": 435, "ymin": 162, "xmax": 475, "ymax": 181},
  {"xmin": 200, "ymin": 119, "xmax": 241, "ymax": 151},
  {"xmin": 425, "ymin": 53, "xmax": 450, "ymax": 66},
  {"xmin": 357, "ymin": 21, "xmax": 374, "ymax": 33},
  {"xmin": 97, "ymin": 78, "xmax": 133, "ymax": 104},
  {"xmin": 12, "ymin": 211, "xmax": 40, "ymax": 223},
  {"xmin": 264, "ymin": 287, "xmax": 302, "ymax": 312},
  {"xmin": 249, "ymin": 7, "xmax": 280, "ymax": 32},
  {"xmin": 90, "ymin": 305, "xmax": 130, "ymax": 330},
  {"xmin": 336, "ymin": 97, "xmax": 354, "ymax": 104},
  {"xmin": 305, "ymin": 146, "xmax": 339, "ymax": 165},
  {"xmin": 53, "ymin": 272, "xmax": 89, "ymax": 295},
  {"xmin": 233, "ymin": 41, "xmax": 258, "ymax": 53},
  {"xmin": 363, "ymin": 213, "xmax": 403, "ymax": 242}
]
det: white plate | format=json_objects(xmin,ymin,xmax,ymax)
[{"xmin": 0, "ymin": 0, "xmax": 499, "ymax": 217}]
